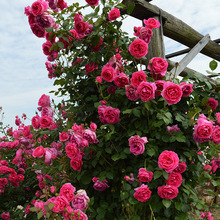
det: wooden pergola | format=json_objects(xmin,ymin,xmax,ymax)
[{"xmin": 122, "ymin": 0, "xmax": 220, "ymax": 84}]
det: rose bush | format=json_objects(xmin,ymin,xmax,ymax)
[{"xmin": 0, "ymin": 0, "xmax": 220, "ymax": 219}]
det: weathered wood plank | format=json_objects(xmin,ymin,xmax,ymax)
[
  {"xmin": 122, "ymin": 0, "xmax": 220, "ymax": 61},
  {"xmin": 167, "ymin": 34, "xmax": 210, "ymax": 79}
]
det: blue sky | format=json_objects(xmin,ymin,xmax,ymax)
[{"xmin": 0, "ymin": 0, "xmax": 220, "ymax": 129}]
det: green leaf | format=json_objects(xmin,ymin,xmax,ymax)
[
  {"xmin": 209, "ymin": 60, "xmax": 218, "ymax": 71},
  {"xmin": 111, "ymin": 154, "xmax": 120, "ymax": 161},
  {"xmin": 154, "ymin": 171, "xmax": 162, "ymax": 180},
  {"xmin": 162, "ymin": 171, "xmax": 169, "ymax": 180},
  {"xmin": 175, "ymin": 202, "xmax": 182, "ymax": 211},
  {"xmin": 147, "ymin": 148, "xmax": 155, "ymax": 156},
  {"xmin": 37, "ymin": 211, "xmax": 44, "ymax": 219},
  {"xmin": 133, "ymin": 109, "xmax": 141, "ymax": 118},
  {"xmin": 162, "ymin": 199, "xmax": 171, "ymax": 208},
  {"xmin": 123, "ymin": 109, "xmax": 132, "ymax": 114},
  {"xmin": 58, "ymin": 41, "xmax": 64, "ymax": 49},
  {"xmin": 127, "ymin": 2, "xmax": 135, "ymax": 14},
  {"xmin": 131, "ymin": 216, "xmax": 141, "ymax": 220},
  {"xmin": 129, "ymin": 196, "xmax": 139, "ymax": 205},
  {"xmin": 29, "ymin": 207, "xmax": 39, "ymax": 212}
]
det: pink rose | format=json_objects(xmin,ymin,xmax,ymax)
[
  {"xmin": 139, "ymin": 27, "xmax": 153, "ymax": 43},
  {"xmin": 128, "ymin": 135, "xmax": 148, "ymax": 155},
  {"xmin": 0, "ymin": 166, "xmax": 9, "ymax": 174},
  {"xmin": 107, "ymin": 85, "xmax": 117, "ymax": 94},
  {"xmin": 125, "ymin": 84, "xmax": 140, "ymax": 101},
  {"xmin": 65, "ymin": 143, "xmax": 80, "ymax": 159},
  {"xmin": 203, "ymin": 165, "xmax": 212, "ymax": 172},
  {"xmin": 155, "ymin": 80, "xmax": 165, "ymax": 96},
  {"xmin": 129, "ymin": 39, "xmax": 148, "ymax": 59},
  {"xmin": 22, "ymin": 125, "xmax": 31, "ymax": 137},
  {"xmin": 41, "ymin": 106, "xmax": 54, "ymax": 117},
  {"xmin": 70, "ymin": 156, "xmax": 83, "ymax": 171},
  {"xmin": 138, "ymin": 168, "xmax": 153, "ymax": 182},
  {"xmin": 137, "ymin": 81, "xmax": 156, "ymax": 102},
  {"xmin": 161, "ymin": 82, "xmax": 182, "ymax": 105},
  {"xmin": 1, "ymin": 212, "xmax": 10, "ymax": 220},
  {"xmin": 206, "ymin": 98, "xmax": 218, "ymax": 111},
  {"xmin": 108, "ymin": 8, "xmax": 120, "ymax": 21},
  {"xmin": 60, "ymin": 183, "xmax": 76, "ymax": 202},
  {"xmin": 90, "ymin": 123, "xmax": 97, "ymax": 131},
  {"xmin": 167, "ymin": 125, "xmax": 181, "ymax": 134},
  {"xmin": 134, "ymin": 184, "xmax": 152, "ymax": 202},
  {"xmin": 72, "ymin": 209, "xmax": 88, "ymax": 220},
  {"xmin": 158, "ymin": 150, "xmax": 179, "ymax": 173},
  {"xmin": 32, "ymin": 146, "xmax": 45, "ymax": 158},
  {"xmin": 85, "ymin": 0, "xmax": 99, "ymax": 6},
  {"xmin": 173, "ymin": 162, "xmax": 187, "ymax": 173},
  {"xmin": 148, "ymin": 57, "xmax": 168, "ymax": 76},
  {"xmin": 166, "ymin": 172, "xmax": 182, "ymax": 187},
  {"xmin": 144, "ymin": 18, "xmax": 160, "ymax": 29},
  {"xmin": 40, "ymin": 116, "xmax": 53, "ymax": 128},
  {"xmin": 85, "ymin": 62, "xmax": 98, "ymax": 74},
  {"xmin": 72, "ymin": 190, "xmax": 89, "ymax": 211},
  {"xmin": 59, "ymin": 132, "xmax": 69, "ymax": 142},
  {"xmin": 98, "ymin": 105, "xmax": 120, "ymax": 124},
  {"xmin": 38, "ymin": 94, "xmax": 50, "ymax": 107},
  {"xmin": 36, "ymin": 14, "xmax": 54, "ymax": 28},
  {"xmin": 32, "ymin": 115, "xmax": 41, "ymax": 129},
  {"xmin": 130, "ymin": 71, "xmax": 147, "ymax": 88},
  {"xmin": 75, "ymin": 21, "xmax": 88, "ymax": 36},
  {"xmin": 82, "ymin": 129, "xmax": 98, "ymax": 144},
  {"xmin": 114, "ymin": 73, "xmax": 129, "ymax": 88},
  {"xmin": 93, "ymin": 179, "xmax": 109, "ymax": 191},
  {"xmin": 158, "ymin": 185, "xmax": 179, "ymax": 199},
  {"xmin": 180, "ymin": 82, "xmax": 193, "ymax": 97},
  {"xmin": 216, "ymin": 112, "xmax": 220, "ymax": 124},
  {"xmin": 52, "ymin": 195, "xmax": 69, "ymax": 212},
  {"xmin": 57, "ymin": 0, "xmax": 67, "ymax": 10},
  {"xmin": 212, "ymin": 126, "xmax": 220, "ymax": 145},
  {"xmin": 96, "ymin": 76, "xmax": 102, "ymax": 83},
  {"xmin": 42, "ymin": 41, "xmax": 53, "ymax": 56},
  {"xmin": 30, "ymin": 23, "xmax": 46, "ymax": 38},
  {"xmin": 101, "ymin": 65, "xmax": 116, "ymax": 82},
  {"xmin": 31, "ymin": 0, "xmax": 48, "ymax": 16},
  {"xmin": 0, "ymin": 178, "xmax": 8, "ymax": 187}
]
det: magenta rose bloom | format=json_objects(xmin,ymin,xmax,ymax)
[
  {"xmin": 86, "ymin": 0, "xmax": 99, "ymax": 6},
  {"xmin": 85, "ymin": 62, "xmax": 98, "ymax": 74},
  {"xmin": 131, "ymin": 71, "xmax": 147, "ymax": 88},
  {"xmin": 0, "ymin": 178, "xmax": 8, "ymax": 187},
  {"xmin": 148, "ymin": 57, "xmax": 168, "ymax": 76},
  {"xmin": 42, "ymin": 41, "xmax": 53, "ymax": 56},
  {"xmin": 139, "ymin": 27, "xmax": 153, "ymax": 43},
  {"xmin": 30, "ymin": 23, "xmax": 46, "ymax": 38},
  {"xmin": 72, "ymin": 190, "xmax": 89, "ymax": 211},
  {"xmin": 35, "ymin": 14, "xmax": 54, "ymax": 28},
  {"xmin": 93, "ymin": 179, "xmax": 109, "ymax": 191},
  {"xmin": 38, "ymin": 94, "xmax": 50, "ymax": 107},
  {"xmin": 128, "ymin": 135, "xmax": 148, "ymax": 155},
  {"xmin": 206, "ymin": 98, "xmax": 219, "ymax": 111},
  {"xmin": 158, "ymin": 185, "xmax": 179, "ymax": 199},
  {"xmin": 65, "ymin": 143, "xmax": 80, "ymax": 159},
  {"xmin": 158, "ymin": 150, "xmax": 179, "ymax": 173},
  {"xmin": 52, "ymin": 195, "xmax": 69, "ymax": 213},
  {"xmin": 75, "ymin": 21, "xmax": 88, "ymax": 36},
  {"xmin": 82, "ymin": 128, "xmax": 98, "ymax": 144},
  {"xmin": 31, "ymin": 0, "xmax": 48, "ymax": 16},
  {"xmin": 101, "ymin": 64, "xmax": 116, "ymax": 82},
  {"xmin": 108, "ymin": 8, "xmax": 120, "ymax": 21},
  {"xmin": 166, "ymin": 172, "xmax": 182, "ymax": 188},
  {"xmin": 125, "ymin": 84, "xmax": 140, "ymax": 101},
  {"xmin": 173, "ymin": 161, "xmax": 187, "ymax": 173},
  {"xmin": 161, "ymin": 82, "xmax": 182, "ymax": 105},
  {"xmin": 143, "ymin": 18, "xmax": 160, "ymax": 29},
  {"xmin": 138, "ymin": 168, "xmax": 153, "ymax": 182},
  {"xmin": 32, "ymin": 146, "xmax": 45, "ymax": 158},
  {"xmin": 129, "ymin": 39, "xmax": 148, "ymax": 59},
  {"xmin": 59, "ymin": 132, "xmax": 69, "ymax": 142},
  {"xmin": 180, "ymin": 82, "xmax": 193, "ymax": 97},
  {"xmin": 60, "ymin": 183, "xmax": 76, "ymax": 202},
  {"xmin": 155, "ymin": 80, "xmax": 165, "ymax": 96},
  {"xmin": 114, "ymin": 73, "xmax": 129, "ymax": 88},
  {"xmin": 57, "ymin": 0, "xmax": 68, "ymax": 10},
  {"xmin": 99, "ymin": 106, "xmax": 120, "ymax": 124},
  {"xmin": 40, "ymin": 116, "xmax": 53, "ymax": 128},
  {"xmin": 70, "ymin": 156, "xmax": 83, "ymax": 171},
  {"xmin": 134, "ymin": 184, "xmax": 152, "ymax": 202},
  {"xmin": 212, "ymin": 126, "xmax": 220, "ymax": 145},
  {"xmin": 137, "ymin": 81, "xmax": 156, "ymax": 102}
]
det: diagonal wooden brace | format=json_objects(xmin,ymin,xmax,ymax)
[{"xmin": 166, "ymin": 34, "xmax": 210, "ymax": 79}]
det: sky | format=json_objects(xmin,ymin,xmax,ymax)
[{"xmin": 0, "ymin": 0, "xmax": 220, "ymax": 130}]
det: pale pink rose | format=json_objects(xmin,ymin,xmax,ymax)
[
  {"xmin": 138, "ymin": 168, "xmax": 153, "ymax": 182},
  {"xmin": 114, "ymin": 72, "xmax": 129, "ymax": 88},
  {"xmin": 134, "ymin": 184, "xmax": 152, "ymax": 202},
  {"xmin": 52, "ymin": 195, "xmax": 69, "ymax": 212},
  {"xmin": 180, "ymin": 82, "xmax": 193, "ymax": 97},
  {"xmin": 59, "ymin": 132, "xmax": 69, "ymax": 142},
  {"xmin": 144, "ymin": 18, "xmax": 160, "ymax": 29},
  {"xmin": 93, "ymin": 179, "xmax": 109, "ymax": 191},
  {"xmin": 130, "ymin": 71, "xmax": 147, "ymax": 88},
  {"xmin": 173, "ymin": 162, "xmax": 187, "ymax": 173},
  {"xmin": 41, "ymin": 106, "xmax": 54, "ymax": 117},
  {"xmin": 158, "ymin": 185, "xmax": 178, "ymax": 199},
  {"xmin": 108, "ymin": 8, "xmax": 120, "ymax": 21},
  {"xmin": 137, "ymin": 81, "xmax": 156, "ymax": 102},
  {"xmin": 32, "ymin": 115, "xmax": 41, "ymax": 129},
  {"xmin": 125, "ymin": 84, "xmax": 140, "ymax": 101},
  {"xmin": 82, "ymin": 129, "xmax": 98, "ymax": 144},
  {"xmin": 72, "ymin": 190, "xmax": 89, "ymax": 211},
  {"xmin": 31, "ymin": 0, "xmax": 48, "ymax": 16},
  {"xmin": 161, "ymin": 82, "xmax": 182, "ymax": 105},
  {"xmin": 101, "ymin": 64, "xmax": 116, "ymax": 82},
  {"xmin": 129, "ymin": 135, "xmax": 148, "ymax": 155},
  {"xmin": 166, "ymin": 172, "xmax": 182, "ymax": 187},
  {"xmin": 148, "ymin": 57, "xmax": 168, "ymax": 76},
  {"xmin": 38, "ymin": 94, "xmax": 50, "ymax": 107},
  {"xmin": 212, "ymin": 126, "xmax": 220, "ymax": 145},
  {"xmin": 70, "ymin": 133, "xmax": 83, "ymax": 148},
  {"xmin": 32, "ymin": 146, "xmax": 45, "ymax": 158},
  {"xmin": 44, "ymin": 148, "xmax": 59, "ymax": 165},
  {"xmin": 158, "ymin": 150, "xmax": 179, "ymax": 173},
  {"xmin": 60, "ymin": 183, "xmax": 76, "ymax": 202},
  {"xmin": 129, "ymin": 39, "xmax": 148, "ymax": 59}
]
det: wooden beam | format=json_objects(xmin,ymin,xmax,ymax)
[{"xmin": 122, "ymin": 0, "xmax": 220, "ymax": 62}]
